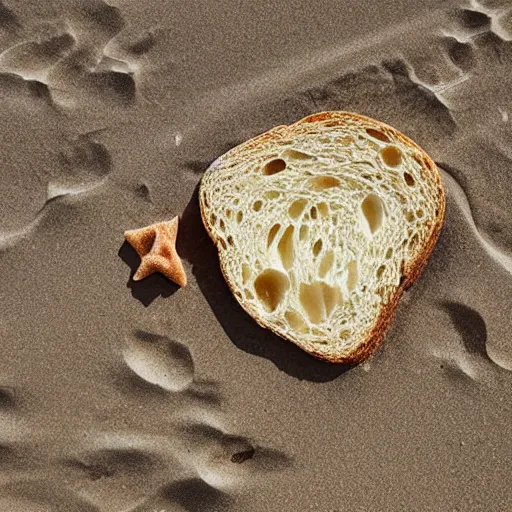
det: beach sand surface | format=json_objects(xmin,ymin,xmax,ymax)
[{"xmin": 0, "ymin": 0, "xmax": 512, "ymax": 510}]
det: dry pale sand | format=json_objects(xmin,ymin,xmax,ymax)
[{"xmin": 0, "ymin": 0, "xmax": 511, "ymax": 510}]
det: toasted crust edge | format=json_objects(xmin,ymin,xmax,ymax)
[{"xmin": 199, "ymin": 111, "xmax": 446, "ymax": 364}]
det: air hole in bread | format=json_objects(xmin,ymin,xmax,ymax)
[
  {"xmin": 347, "ymin": 260, "xmax": 358, "ymax": 291},
  {"xmin": 237, "ymin": 211, "xmax": 243, "ymax": 223},
  {"xmin": 377, "ymin": 265, "xmax": 385, "ymax": 278},
  {"xmin": 282, "ymin": 149, "xmax": 314, "ymax": 161},
  {"xmin": 278, "ymin": 226, "xmax": 295, "ymax": 270},
  {"xmin": 385, "ymin": 248, "xmax": 393, "ymax": 259},
  {"xmin": 263, "ymin": 158, "xmax": 286, "ymax": 176},
  {"xmin": 210, "ymin": 213, "xmax": 217, "ymax": 225},
  {"xmin": 285, "ymin": 310, "xmax": 308, "ymax": 332},
  {"xmin": 310, "ymin": 206, "xmax": 318, "ymax": 219},
  {"xmin": 317, "ymin": 202, "xmax": 329, "ymax": 217},
  {"xmin": 309, "ymin": 176, "xmax": 341, "ymax": 191},
  {"xmin": 265, "ymin": 190, "xmax": 280, "ymax": 200},
  {"xmin": 253, "ymin": 200, "xmax": 263, "ymax": 212},
  {"xmin": 323, "ymin": 283, "xmax": 342, "ymax": 316},
  {"xmin": 416, "ymin": 208, "xmax": 424, "ymax": 218},
  {"xmin": 319, "ymin": 250, "xmax": 334, "ymax": 277},
  {"xmin": 406, "ymin": 211, "xmax": 415, "ymax": 223},
  {"xmin": 361, "ymin": 194, "xmax": 385, "ymax": 235},
  {"xmin": 288, "ymin": 199, "xmax": 308, "ymax": 220},
  {"xmin": 245, "ymin": 289, "xmax": 254, "ymax": 300},
  {"xmin": 227, "ymin": 235, "xmax": 234, "ymax": 246},
  {"xmin": 242, "ymin": 263, "xmax": 251, "ymax": 284},
  {"xmin": 225, "ymin": 209, "xmax": 233, "ymax": 219},
  {"xmin": 254, "ymin": 269, "xmax": 290, "ymax": 313},
  {"xmin": 397, "ymin": 194, "xmax": 407, "ymax": 205},
  {"xmin": 219, "ymin": 238, "xmax": 227, "ymax": 250},
  {"xmin": 300, "ymin": 225, "xmax": 309, "ymax": 241},
  {"xmin": 404, "ymin": 172, "xmax": 415, "ymax": 186},
  {"xmin": 366, "ymin": 128, "xmax": 391, "ymax": 143},
  {"xmin": 381, "ymin": 146, "xmax": 402, "ymax": 167},
  {"xmin": 312, "ymin": 239, "xmax": 323, "ymax": 257},
  {"xmin": 219, "ymin": 218, "xmax": 226, "ymax": 231},
  {"xmin": 299, "ymin": 281, "xmax": 342, "ymax": 324},
  {"xmin": 267, "ymin": 224, "xmax": 281, "ymax": 247},
  {"xmin": 300, "ymin": 282, "xmax": 325, "ymax": 324}
]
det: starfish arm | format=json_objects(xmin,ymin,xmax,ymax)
[{"xmin": 125, "ymin": 227, "xmax": 156, "ymax": 256}]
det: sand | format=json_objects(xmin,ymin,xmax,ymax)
[{"xmin": 0, "ymin": 0, "xmax": 511, "ymax": 510}]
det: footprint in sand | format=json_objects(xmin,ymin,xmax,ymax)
[
  {"xmin": 0, "ymin": 480, "xmax": 99, "ymax": 512},
  {"xmin": 437, "ymin": 169, "xmax": 512, "ymax": 372},
  {"xmin": 123, "ymin": 330, "xmax": 195, "ymax": 392},
  {"xmin": 47, "ymin": 132, "xmax": 112, "ymax": 199},
  {"xmin": 69, "ymin": 0, "xmax": 124, "ymax": 48},
  {"xmin": 0, "ymin": 72, "xmax": 53, "ymax": 104},
  {"xmin": 0, "ymin": 32, "xmax": 75, "ymax": 82},
  {"xmin": 131, "ymin": 478, "xmax": 230, "ymax": 512},
  {"xmin": 294, "ymin": 59, "xmax": 456, "ymax": 147},
  {"xmin": 62, "ymin": 445, "xmax": 179, "ymax": 511},
  {"xmin": 47, "ymin": 47, "xmax": 136, "ymax": 107},
  {"xmin": 0, "ymin": 0, "xmax": 136, "ymax": 108},
  {"xmin": 435, "ymin": 301, "xmax": 500, "ymax": 382},
  {"xmin": 176, "ymin": 421, "xmax": 292, "ymax": 489}
]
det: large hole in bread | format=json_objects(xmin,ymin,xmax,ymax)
[
  {"xmin": 288, "ymin": 199, "xmax": 308, "ymax": 220},
  {"xmin": 264, "ymin": 190, "xmax": 280, "ymax": 199},
  {"xmin": 319, "ymin": 250, "xmax": 334, "ymax": 277},
  {"xmin": 263, "ymin": 158, "xmax": 286, "ymax": 176},
  {"xmin": 381, "ymin": 146, "xmax": 402, "ymax": 167},
  {"xmin": 300, "ymin": 281, "xmax": 342, "ymax": 324},
  {"xmin": 309, "ymin": 176, "xmax": 341, "ymax": 191},
  {"xmin": 312, "ymin": 239, "xmax": 323, "ymax": 257},
  {"xmin": 267, "ymin": 224, "xmax": 281, "ymax": 247},
  {"xmin": 300, "ymin": 282, "xmax": 325, "ymax": 324},
  {"xmin": 361, "ymin": 194, "xmax": 385, "ymax": 234},
  {"xmin": 282, "ymin": 149, "xmax": 314, "ymax": 161},
  {"xmin": 285, "ymin": 310, "xmax": 308, "ymax": 332},
  {"xmin": 322, "ymin": 282, "xmax": 342, "ymax": 316},
  {"xmin": 278, "ymin": 225, "xmax": 295, "ymax": 270},
  {"xmin": 254, "ymin": 269, "xmax": 290, "ymax": 313},
  {"xmin": 404, "ymin": 171, "xmax": 415, "ymax": 186},
  {"xmin": 253, "ymin": 200, "xmax": 263, "ymax": 212},
  {"xmin": 317, "ymin": 202, "xmax": 329, "ymax": 217},
  {"xmin": 366, "ymin": 128, "xmax": 391, "ymax": 143}
]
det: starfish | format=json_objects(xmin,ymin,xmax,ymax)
[{"xmin": 124, "ymin": 217, "xmax": 187, "ymax": 287}]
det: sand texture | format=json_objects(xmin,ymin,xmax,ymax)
[{"xmin": 0, "ymin": 0, "xmax": 511, "ymax": 510}]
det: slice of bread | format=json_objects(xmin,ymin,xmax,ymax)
[{"xmin": 199, "ymin": 111, "xmax": 445, "ymax": 363}]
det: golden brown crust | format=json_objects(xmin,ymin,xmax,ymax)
[{"xmin": 199, "ymin": 111, "xmax": 445, "ymax": 364}]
